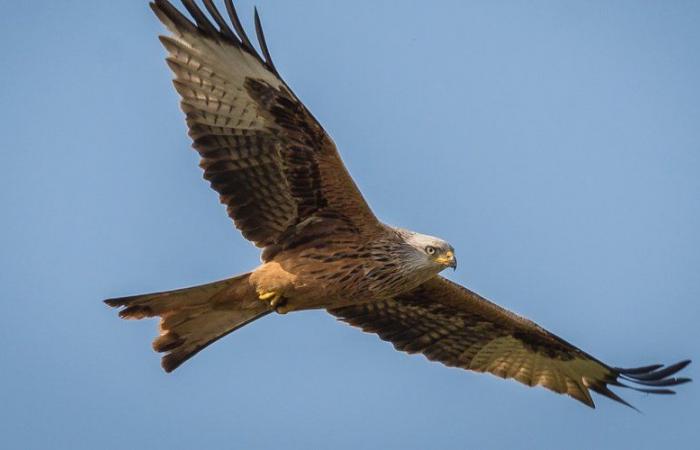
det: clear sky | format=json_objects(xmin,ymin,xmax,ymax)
[{"xmin": 1, "ymin": 1, "xmax": 698, "ymax": 449}]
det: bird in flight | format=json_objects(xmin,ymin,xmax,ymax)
[{"xmin": 106, "ymin": 0, "xmax": 691, "ymax": 408}]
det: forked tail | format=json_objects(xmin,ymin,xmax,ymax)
[{"xmin": 105, "ymin": 273, "xmax": 271, "ymax": 372}]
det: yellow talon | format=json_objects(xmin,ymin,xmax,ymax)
[
  {"xmin": 258, "ymin": 290, "xmax": 283, "ymax": 308},
  {"xmin": 258, "ymin": 291, "xmax": 277, "ymax": 301}
]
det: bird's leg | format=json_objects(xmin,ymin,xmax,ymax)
[
  {"xmin": 251, "ymin": 262, "xmax": 296, "ymax": 315},
  {"xmin": 257, "ymin": 289, "xmax": 290, "ymax": 314}
]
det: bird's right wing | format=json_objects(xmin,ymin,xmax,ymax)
[
  {"xmin": 151, "ymin": 1, "xmax": 382, "ymax": 257},
  {"xmin": 329, "ymin": 276, "xmax": 691, "ymax": 408}
]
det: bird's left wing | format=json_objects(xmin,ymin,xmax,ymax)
[
  {"xmin": 150, "ymin": 1, "xmax": 382, "ymax": 258},
  {"xmin": 329, "ymin": 276, "xmax": 691, "ymax": 408}
]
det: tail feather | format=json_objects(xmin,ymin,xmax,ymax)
[{"xmin": 105, "ymin": 272, "xmax": 271, "ymax": 372}]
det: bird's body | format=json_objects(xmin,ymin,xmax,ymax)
[
  {"xmin": 251, "ymin": 225, "xmax": 454, "ymax": 312},
  {"xmin": 106, "ymin": 0, "xmax": 690, "ymax": 408}
]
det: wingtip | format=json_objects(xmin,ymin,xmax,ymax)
[
  {"xmin": 252, "ymin": 5, "xmax": 278, "ymax": 75},
  {"xmin": 605, "ymin": 358, "xmax": 692, "ymax": 409},
  {"xmin": 618, "ymin": 359, "xmax": 692, "ymax": 383},
  {"xmin": 579, "ymin": 396, "xmax": 596, "ymax": 409},
  {"xmin": 225, "ymin": 0, "xmax": 255, "ymax": 51}
]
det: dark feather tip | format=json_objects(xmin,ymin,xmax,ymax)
[
  {"xmin": 226, "ymin": 0, "xmax": 255, "ymax": 51},
  {"xmin": 612, "ymin": 359, "xmax": 692, "ymax": 405},
  {"xmin": 619, "ymin": 360, "xmax": 691, "ymax": 381},
  {"xmin": 254, "ymin": 7, "xmax": 278, "ymax": 75},
  {"xmin": 153, "ymin": 0, "xmax": 277, "ymax": 77}
]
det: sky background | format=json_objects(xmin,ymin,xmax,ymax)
[{"xmin": 1, "ymin": 1, "xmax": 698, "ymax": 449}]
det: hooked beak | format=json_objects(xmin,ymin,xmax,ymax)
[{"xmin": 435, "ymin": 251, "xmax": 457, "ymax": 270}]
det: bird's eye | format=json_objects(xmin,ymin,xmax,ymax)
[{"xmin": 425, "ymin": 246, "xmax": 436, "ymax": 255}]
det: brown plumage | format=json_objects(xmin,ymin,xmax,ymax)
[{"xmin": 105, "ymin": 0, "xmax": 691, "ymax": 408}]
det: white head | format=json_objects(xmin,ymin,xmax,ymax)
[{"xmin": 395, "ymin": 228, "xmax": 457, "ymax": 274}]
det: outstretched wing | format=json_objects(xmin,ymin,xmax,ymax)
[
  {"xmin": 329, "ymin": 276, "xmax": 691, "ymax": 408},
  {"xmin": 151, "ymin": 0, "xmax": 380, "ymax": 257}
]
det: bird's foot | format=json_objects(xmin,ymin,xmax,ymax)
[
  {"xmin": 258, "ymin": 289, "xmax": 282, "ymax": 307},
  {"xmin": 257, "ymin": 289, "xmax": 289, "ymax": 314}
]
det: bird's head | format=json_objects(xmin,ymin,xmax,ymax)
[{"xmin": 401, "ymin": 230, "xmax": 457, "ymax": 272}]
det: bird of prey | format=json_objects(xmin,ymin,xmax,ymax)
[{"xmin": 106, "ymin": 0, "xmax": 691, "ymax": 408}]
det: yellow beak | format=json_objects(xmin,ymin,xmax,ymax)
[{"xmin": 434, "ymin": 251, "xmax": 457, "ymax": 269}]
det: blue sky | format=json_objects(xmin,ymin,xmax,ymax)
[{"xmin": 1, "ymin": 1, "xmax": 698, "ymax": 449}]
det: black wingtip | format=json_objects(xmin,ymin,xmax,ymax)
[
  {"xmin": 589, "ymin": 381, "xmax": 640, "ymax": 411},
  {"xmin": 180, "ymin": 0, "xmax": 219, "ymax": 38},
  {"xmin": 253, "ymin": 6, "xmax": 279, "ymax": 75},
  {"xmin": 153, "ymin": 0, "xmax": 199, "ymax": 34},
  {"xmin": 157, "ymin": 0, "xmax": 279, "ymax": 78},
  {"xmin": 225, "ymin": 0, "xmax": 255, "ymax": 51},
  {"xmin": 618, "ymin": 360, "xmax": 692, "ymax": 382},
  {"xmin": 581, "ymin": 359, "xmax": 693, "ymax": 410},
  {"xmin": 608, "ymin": 359, "xmax": 692, "ymax": 407},
  {"xmin": 616, "ymin": 363, "xmax": 664, "ymax": 375},
  {"xmin": 202, "ymin": 0, "xmax": 237, "ymax": 41}
]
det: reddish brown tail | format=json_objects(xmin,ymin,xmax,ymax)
[{"xmin": 105, "ymin": 273, "xmax": 271, "ymax": 372}]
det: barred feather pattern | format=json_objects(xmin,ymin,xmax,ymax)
[
  {"xmin": 151, "ymin": 0, "xmax": 381, "ymax": 256},
  {"xmin": 329, "ymin": 277, "xmax": 691, "ymax": 408}
]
